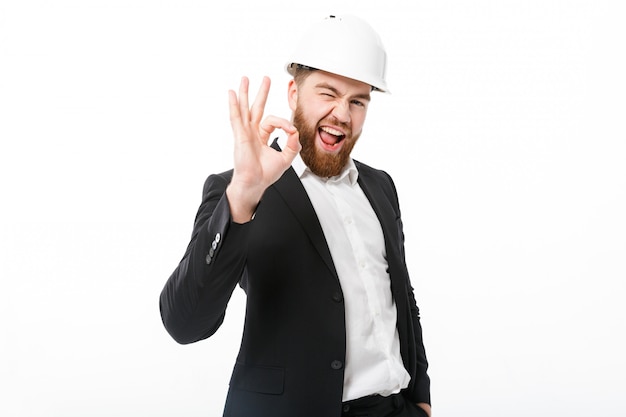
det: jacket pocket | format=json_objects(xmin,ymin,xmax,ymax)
[{"xmin": 229, "ymin": 362, "xmax": 285, "ymax": 395}]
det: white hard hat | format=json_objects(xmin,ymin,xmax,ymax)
[{"xmin": 285, "ymin": 14, "xmax": 389, "ymax": 93}]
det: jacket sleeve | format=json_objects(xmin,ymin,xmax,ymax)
[
  {"xmin": 401, "ymin": 221, "xmax": 431, "ymax": 404},
  {"xmin": 159, "ymin": 172, "xmax": 249, "ymax": 344},
  {"xmin": 406, "ymin": 278, "xmax": 431, "ymax": 404}
]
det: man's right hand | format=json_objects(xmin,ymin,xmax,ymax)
[{"xmin": 226, "ymin": 76, "xmax": 301, "ymax": 223}]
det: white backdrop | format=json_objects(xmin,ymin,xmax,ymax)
[{"xmin": 1, "ymin": 1, "xmax": 625, "ymax": 416}]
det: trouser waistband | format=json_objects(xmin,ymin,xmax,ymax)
[{"xmin": 341, "ymin": 392, "xmax": 403, "ymax": 416}]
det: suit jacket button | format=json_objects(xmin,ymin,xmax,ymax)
[
  {"xmin": 205, "ymin": 254, "xmax": 212, "ymax": 265},
  {"xmin": 214, "ymin": 233, "xmax": 221, "ymax": 243},
  {"xmin": 332, "ymin": 292, "xmax": 343, "ymax": 303},
  {"xmin": 331, "ymin": 360, "xmax": 343, "ymax": 370}
]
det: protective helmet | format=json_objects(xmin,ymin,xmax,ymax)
[{"xmin": 285, "ymin": 14, "xmax": 389, "ymax": 93}]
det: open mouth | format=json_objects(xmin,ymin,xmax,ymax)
[{"xmin": 318, "ymin": 126, "xmax": 346, "ymax": 150}]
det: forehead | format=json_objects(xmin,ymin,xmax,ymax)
[{"xmin": 302, "ymin": 70, "xmax": 372, "ymax": 95}]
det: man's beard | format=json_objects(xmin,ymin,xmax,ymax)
[{"xmin": 293, "ymin": 106, "xmax": 360, "ymax": 178}]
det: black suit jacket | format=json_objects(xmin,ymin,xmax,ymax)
[{"xmin": 160, "ymin": 144, "xmax": 430, "ymax": 417}]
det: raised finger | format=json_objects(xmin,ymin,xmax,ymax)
[
  {"xmin": 228, "ymin": 89, "xmax": 244, "ymax": 136},
  {"xmin": 237, "ymin": 76, "xmax": 250, "ymax": 121},
  {"xmin": 250, "ymin": 76, "xmax": 271, "ymax": 125}
]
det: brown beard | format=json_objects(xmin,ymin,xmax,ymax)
[{"xmin": 293, "ymin": 106, "xmax": 360, "ymax": 178}]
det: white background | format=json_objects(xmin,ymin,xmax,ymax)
[{"xmin": 1, "ymin": 1, "xmax": 625, "ymax": 416}]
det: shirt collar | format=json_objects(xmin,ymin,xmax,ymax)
[{"xmin": 292, "ymin": 152, "xmax": 359, "ymax": 186}]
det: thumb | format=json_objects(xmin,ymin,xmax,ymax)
[{"xmin": 281, "ymin": 129, "xmax": 301, "ymax": 163}]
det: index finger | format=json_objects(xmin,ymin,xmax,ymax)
[
  {"xmin": 258, "ymin": 115, "xmax": 297, "ymax": 141},
  {"xmin": 250, "ymin": 76, "xmax": 271, "ymax": 125}
]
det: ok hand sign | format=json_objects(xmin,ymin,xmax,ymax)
[{"xmin": 226, "ymin": 76, "xmax": 301, "ymax": 223}]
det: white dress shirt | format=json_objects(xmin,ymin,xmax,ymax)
[{"xmin": 290, "ymin": 152, "xmax": 411, "ymax": 401}]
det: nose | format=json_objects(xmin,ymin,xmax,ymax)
[{"xmin": 331, "ymin": 100, "xmax": 350, "ymax": 124}]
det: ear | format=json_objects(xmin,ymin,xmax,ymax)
[{"xmin": 287, "ymin": 79, "xmax": 298, "ymax": 111}]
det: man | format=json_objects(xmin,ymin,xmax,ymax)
[{"xmin": 160, "ymin": 14, "xmax": 431, "ymax": 417}]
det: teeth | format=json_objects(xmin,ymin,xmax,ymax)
[{"xmin": 320, "ymin": 126, "xmax": 343, "ymax": 137}]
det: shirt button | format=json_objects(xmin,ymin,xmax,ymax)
[{"xmin": 331, "ymin": 360, "xmax": 343, "ymax": 370}]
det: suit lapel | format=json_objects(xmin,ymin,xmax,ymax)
[
  {"xmin": 271, "ymin": 167, "xmax": 339, "ymax": 280},
  {"xmin": 356, "ymin": 163, "xmax": 402, "ymax": 261},
  {"xmin": 268, "ymin": 140, "xmax": 402, "ymax": 292},
  {"xmin": 356, "ymin": 162, "xmax": 412, "ymax": 360}
]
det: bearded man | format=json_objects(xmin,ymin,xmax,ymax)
[{"xmin": 160, "ymin": 14, "xmax": 431, "ymax": 417}]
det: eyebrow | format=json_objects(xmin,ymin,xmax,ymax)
[{"xmin": 315, "ymin": 82, "xmax": 371, "ymax": 102}]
